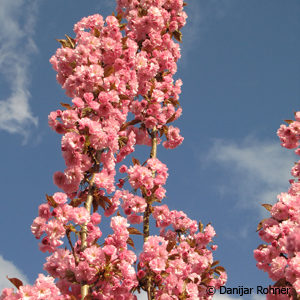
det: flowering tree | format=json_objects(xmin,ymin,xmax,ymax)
[
  {"xmin": 255, "ymin": 113, "xmax": 300, "ymax": 299},
  {"xmin": 0, "ymin": 0, "xmax": 227, "ymax": 299}
]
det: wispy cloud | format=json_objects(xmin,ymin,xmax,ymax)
[
  {"xmin": 214, "ymin": 294, "xmax": 265, "ymax": 300},
  {"xmin": 205, "ymin": 136, "xmax": 296, "ymax": 216},
  {"xmin": 181, "ymin": 0, "xmax": 237, "ymax": 64},
  {"xmin": 213, "ymin": 294, "xmax": 239, "ymax": 300},
  {"xmin": 135, "ymin": 291, "xmax": 148, "ymax": 300},
  {"xmin": 0, "ymin": 0, "xmax": 39, "ymax": 141},
  {"xmin": 252, "ymin": 296, "xmax": 265, "ymax": 300},
  {"xmin": 0, "ymin": 254, "xmax": 28, "ymax": 292}
]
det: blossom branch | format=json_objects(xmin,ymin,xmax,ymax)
[
  {"xmin": 80, "ymin": 172, "xmax": 96, "ymax": 300},
  {"xmin": 143, "ymin": 127, "xmax": 158, "ymax": 243},
  {"xmin": 0, "ymin": 1, "xmax": 229, "ymax": 299},
  {"xmin": 143, "ymin": 127, "xmax": 157, "ymax": 300},
  {"xmin": 150, "ymin": 127, "xmax": 157, "ymax": 160},
  {"xmin": 66, "ymin": 227, "xmax": 79, "ymax": 265}
]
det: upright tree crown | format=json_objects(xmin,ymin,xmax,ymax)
[
  {"xmin": 1, "ymin": 0, "xmax": 226, "ymax": 299},
  {"xmin": 255, "ymin": 113, "xmax": 300, "ymax": 299}
]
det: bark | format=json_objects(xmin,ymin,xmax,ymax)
[{"xmin": 144, "ymin": 127, "xmax": 157, "ymax": 300}]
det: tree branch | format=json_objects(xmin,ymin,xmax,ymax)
[
  {"xmin": 143, "ymin": 126, "xmax": 157, "ymax": 300},
  {"xmin": 80, "ymin": 172, "xmax": 96, "ymax": 300}
]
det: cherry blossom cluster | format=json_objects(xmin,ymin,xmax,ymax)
[
  {"xmin": 1, "ymin": 0, "xmax": 227, "ymax": 299},
  {"xmin": 0, "ymin": 274, "xmax": 68, "ymax": 300},
  {"xmin": 19, "ymin": 191, "xmax": 138, "ymax": 299},
  {"xmin": 136, "ymin": 205, "xmax": 227, "ymax": 299},
  {"xmin": 48, "ymin": 0, "xmax": 184, "ymax": 196},
  {"xmin": 277, "ymin": 112, "xmax": 300, "ymax": 152},
  {"xmin": 117, "ymin": 0, "xmax": 185, "ymax": 149},
  {"xmin": 31, "ymin": 192, "xmax": 91, "ymax": 253},
  {"xmin": 254, "ymin": 112, "xmax": 300, "ymax": 299},
  {"xmin": 44, "ymin": 215, "xmax": 138, "ymax": 299}
]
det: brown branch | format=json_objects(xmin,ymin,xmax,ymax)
[
  {"xmin": 143, "ymin": 127, "xmax": 157, "ymax": 300},
  {"xmin": 80, "ymin": 173, "xmax": 96, "ymax": 251},
  {"xmin": 150, "ymin": 126, "xmax": 157, "ymax": 159},
  {"xmin": 80, "ymin": 172, "xmax": 96, "ymax": 300},
  {"xmin": 147, "ymin": 283, "xmax": 152, "ymax": 300},
  {"xmin": 143, "ymin": 127, "xmax": 157, "ymax": 243},
  {"xmin": 66, "ymin": 228, "xmax": 79, "ymax": 265}
]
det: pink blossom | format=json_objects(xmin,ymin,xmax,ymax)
[
  {"xmin": 91, "ymin": 212, "xmax": 102, "ymax": 225},
  {"xmin": 31, "ymin": 217, "xmax": 46, "ymax": 239},
  {"xmin": 163, "ymin": 126, "xmax": 184, "ymax": 149},
  {"xmin": 38, "ymin": 204, "xmax": 51, "ymax": 220},
  {"xmin": 102, "ymin": 245, "xmax": 117, "ymax": 259},
  {"xmin": 53, "ymin": 192, "xmax": 68, "ymax": 205},
  {"xmin": 70, "ymin": 207, "xmax": 90, "ymax": 224},
  {"xmin": 127, "ymin": 164, "xmax": 154, "ymax": 190},
  {"xmin": 119, "ymin": 165, "xmax": 128, "ymax": 173},
  {"xmin": 269, "ymin": 256, "xmax": 287, "ymax": 281},
  {"xmin": 72, "ymin": 97, "xmax": 85, "ymax": 108},
  {"xmin": 154, "ymin": 186, "xmax": 166, "ymax": 200},
  {"xmin": 17, "ymin": 1, "xmax": 230, "ymax": 298}
]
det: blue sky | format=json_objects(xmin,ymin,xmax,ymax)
[{"xmin": 0, "ymin": 0, "xmax": 299, "ymax": 299}]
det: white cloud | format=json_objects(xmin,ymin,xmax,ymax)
[
  {"xmin": 135, "ymin": 291, "xmax": 148, "ymax": 300},
  {"xmin": 213, "ymin": 294, "xmax": 239, "ymax": 300},
  {"xmin": 214, "ymin": 294, "xmax": 265, "ymax": 300},
  {"xmin": 0, "ymin": 254, "xmax": 29, "ymax": 292},
  {"xmin": 252, "ymin": 295, "xmax": 265, "ymax": 300},
  {"xmin": 205, "ymin": 136, "xmax": 297, "ymax": 215},
  {"xmin": 0, "ymin": 0, "xmax": 39, "ymax": 141}
]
